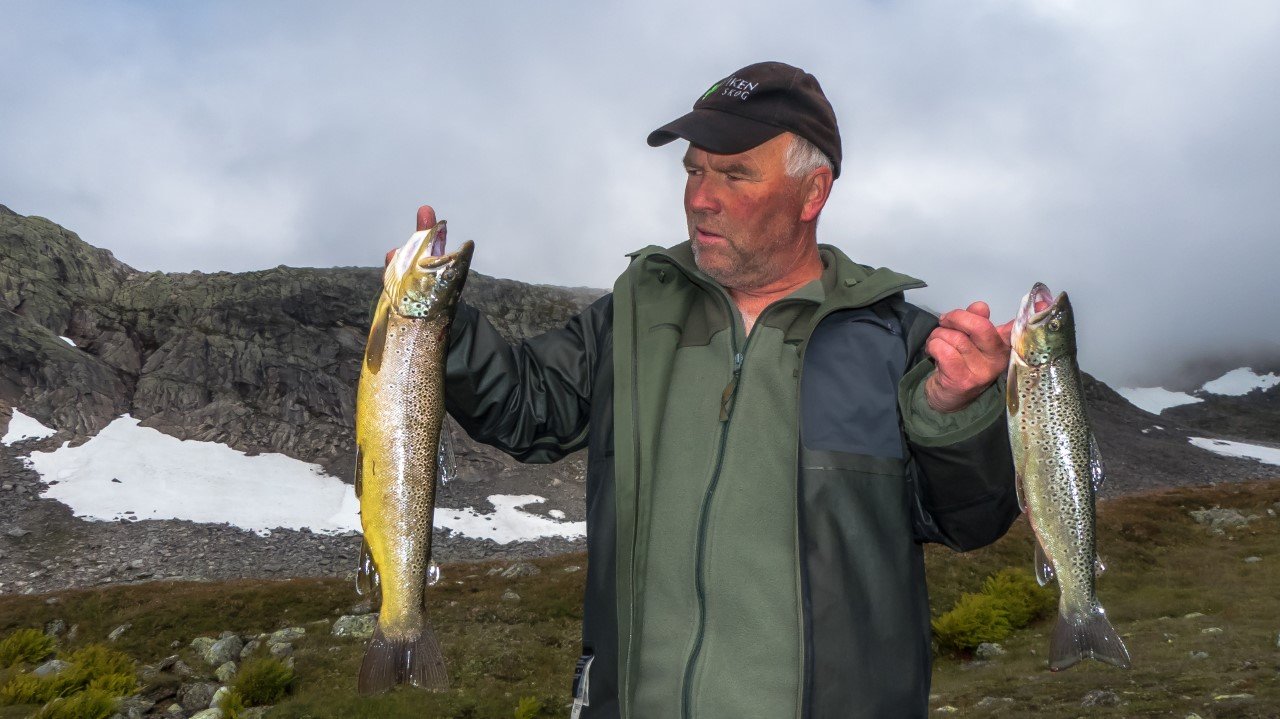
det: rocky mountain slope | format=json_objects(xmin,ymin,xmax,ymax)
[{"xmin": 0, "ymin": 203, "xmax": 601, "ymax": 487}]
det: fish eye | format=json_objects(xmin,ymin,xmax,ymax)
[{"xmin": 1048, "ymin": 318, "xmax": 1061, "ymax": 331}]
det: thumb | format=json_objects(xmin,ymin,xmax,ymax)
[
  {"xmin": 996, "ymin": 318, "xmax": 1014, "ymax": 346},
  {"xmin": 416, "ymin": 204, "xmax": 438, "ymax": 231}
]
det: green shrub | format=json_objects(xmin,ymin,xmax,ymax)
[
  {"xmin": 0, "ymin": 628, "xmax": 56, "ymax": 668},
  {"xmin": 232, "ymin": 657, "xmax": 294, "ymax": 706},
  {"xmin": 30, "ymin": 688, "xmax": 118, "ymax": 719},
  {"xmin": 86, "ymin": 672, "xmax": 138, "ymax": 697},
  {"xmin": 0, "ymin": 672, "xmax": 52, "ymax": 705},
  {"xmin": 220, "ymin": 688, "xmax": 248, "ymax": 718},
  {"xmin": 981, "ymin": 567, "xmax": 1057, "ymax": 626},
  {"xmin": 932, "ymin": 592, "xmax": 1012, "ymax": 652},
  {"xmin": 45, "ymin": 645, "xmax": 135, "ymax": 699},
  {"xmin": 514, "ymin": 695, "xmax": 544, "ymax": 719}
]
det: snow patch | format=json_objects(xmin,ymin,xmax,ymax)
[
  {"xmin": 1201, "ymin": 368, "xmax": 1280, "ymax": 396},
  {"xmin": 19, "ymin": 415, "xmax": 585, "ymax": 542},
  {"xmin": 26, "ymin": 415, "xmax": 360, "ymax": 535},
  {"xmin": 59, "ymin": 336, "xmax": 76, "ymax": 347},
  {"xmin": 437, "ymin": 495, "xmax": 585, "ymax": 544},
  {"xmin": 2, "ymin": 410, "xmax": 57, "ymax": 445},
  {"xmin": 1188, "ymin": 437, "xmax": 1280, "ymax": 466},
  {"xmin": 1115, "ymin": 386, "xmax": 1203, "ymax": 414}
]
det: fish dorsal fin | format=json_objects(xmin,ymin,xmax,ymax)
[
  {"xmin": 1035, "ymin": 540, "xmax": 1056, "ymax": 586},
  {"xmin": 1089, "ymin": 433, "xmax": 1105, "ymax": 494},
  {"xmin": 356, "ymin": 538, "xmax": 383, "ymax": 610}
]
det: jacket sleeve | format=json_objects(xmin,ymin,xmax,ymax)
[
  {"xmin": 895, "ymin": 304, "xmax": 1020, "ymax": 552},
  {"xmin": 443, "ymin": 293, "xmax": 612, "ymax": 463}
]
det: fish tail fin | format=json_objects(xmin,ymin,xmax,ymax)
[
  {"xmin": 1049, "ymin": 605, "xmax": 1131, "ymax": 671},
  {"xmin": 357, "ymin": 623, "xmax": 450, "ymax": 694}
]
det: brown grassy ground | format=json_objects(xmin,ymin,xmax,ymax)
[{"xmin": 2, "ymin": 479, "xmax": 1279, "ymax": 717}]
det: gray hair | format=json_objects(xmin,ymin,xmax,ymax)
[{"xmin": 784, "ymin": 133, "xmax": 834, "ymax": 179}]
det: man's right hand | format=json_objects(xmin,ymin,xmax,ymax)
[{"xmin": 385, "ymin": 205, "xmax": 438, "ymax": 268}]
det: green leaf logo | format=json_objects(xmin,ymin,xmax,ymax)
[{"xmin": 701, "ymin": 82, "xmax": 721, "ymax": 101}]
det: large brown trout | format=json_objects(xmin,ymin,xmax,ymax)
[
  {"xmin": 354, "ymin": 219, "xmax": 472, "ymax": 693},
  {"xmin": 1007, "ymin": 282, "xmax": 1131, "ymax": 671}
]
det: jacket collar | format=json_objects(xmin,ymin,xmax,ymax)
[{"xmin": 633, "ymin": 240, "xmax": 927, "ymax": 312}]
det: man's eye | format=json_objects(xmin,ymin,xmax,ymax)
[{"xmin": 684, "ymin": 167, "xmax": 701, "ymax": 176}]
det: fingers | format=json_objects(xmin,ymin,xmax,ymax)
[
  {"xmin": 938, "ymin": 307, "xmax": 1006, "ymax": 355},
  {"xmin": 966, "ymin": 301, "xmax": 990, "ymax": 319},
  {"xmin": 416, "ymin": 205, "xmax": 437, "ymax": 231},
  {"xmin": 384, "ymin": 249, "xmax": 397, "ymax": 268}
]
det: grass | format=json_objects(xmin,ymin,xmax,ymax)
[{"xmin": 1, "ymin": 479, "xmax": 1278, "ymax": 717}]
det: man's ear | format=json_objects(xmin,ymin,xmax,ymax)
[{"xmin": 800, "ymin": 167, "xmax": 834, "ymax": 223}]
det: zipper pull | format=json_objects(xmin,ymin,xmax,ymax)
[{"xmin": 719, "ymin": 352, "xmax": 744, "ymax": 422}]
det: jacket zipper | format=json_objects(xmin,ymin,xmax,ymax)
[{"xmin": 681, "ymin": 294, "xmax": 748, "ymax": 719}]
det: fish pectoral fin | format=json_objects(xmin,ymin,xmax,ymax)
[
  {"xmin": 356, "ymin": 539, "xmax": 383, "ymax": 609},
  {"xmin": 1035, "ymin": 540, "xmax": 1056, "ymax": 586},
  {"xmin": 364, "ymin": 295, "xmax": 392, "ymax": 374},
  {"xmin": 1089, "ymin": 433, "xmax": 1106, "ymax": 494},
  {"xmin": 1013, "ymin": 467, "xmax": 1027, "ymax": 515},
  {"xmin": 354, "ymin": 446, "xmax": 364, "ymax": 498}
]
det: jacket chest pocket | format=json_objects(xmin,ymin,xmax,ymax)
[{"xmin": 801, "ymin": 308, "xmax": 908, "ymax": 459}]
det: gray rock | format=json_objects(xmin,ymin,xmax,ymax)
[
  {"xmin": 1080, "ymin": 689, "xmax": 1121, "ymax": 707},
  {"xmin": 6, "ymin": 527, "xmax": 31, "ymax": 538},
  {"xmin": 269, "ymin": 642, "xmax": 293, "ymax": 659},
  {"xmin": 332, "ymin": 614, "xmax": 377, "ymax": 639},
  {"xmin": 269, "ymin": 626, "xmax": 305, "ymax": 644},
  {"xmin": 190, "ymin": 709, "xmax": 225, "ymax": 719},
  {"xmin": 215, "ymin": 661, "xmax": 237, "ymax": 682},
  {"xmin": 33, "ymin": 659, "xmax": 72, "ymax": 677},
  {"xmin": 108, "ymin": 622, "xmax": 132, "ymax": 641},
  {"xmin": 191, "ymin": 636, "xmax": 216, "ymax": 656},
  {"xmin": 211, "ymin": 685, "xmax": 232, "ymax": 708},
  {"xmin": 501, "ymin": 589, "xmax": 521, "ymax": 602},
  {"xmin": 165, "ymin": 704, "xmax": 184, "ymax": 716},
  {"xmin": 43, "ymin": 618, "xmax": 67, "ymax": 637},
  {"xmin": 239, "ymin": 708, "xmax": 271, "ymax": 719},
  {"xmin": 975, "ymin": 696, "xmax": 1014, "ymax": 710},
  {"xmin": 1189, "ymin": 507, "xmax": 1252, "ymax": 533},
  {"xmin": 975, "ymin": 642, "xmax": 1006, "ymax": 659},
  {"xmin": 173, "ymin": 659, "xmax": 196, "ymax": 677},
  {"xmin": 240, "ymin": 638, "xmax": 263, "ymax": 659},
  {"xmin": 563, "ymin": 565, "xmax": 582, "ymax": 573},
  {"xmin": 1244, "ymin": 556, "xmax": 1262, "ymax": 563},
  {"xmin": 1201, "ymin": 627, "xmax": 1223, "ymax": 634},
  {"xmin": 113, "ymin": 695, "xmax": 156, "ymax": 719},
  {"xmin": 935, "ymin": 707, "xmax": 959, "ymax": 714},
  {"xmin": 205, "ymin": 635, "xmax": 244, "ymax": 666},
  {"xmin": 498, "ymin": 561, "xmax": 541, "ymax": 579},
  {"xmin": 1190, "ymin": 651, "xmax": 1210, "ymax": 660},
  {"xmin": 180, "ymin": 682, "xmax": 219, "ymax": 711}
]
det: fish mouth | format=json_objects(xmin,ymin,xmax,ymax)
[{"xmin": 1011, "ymin": 282, "xmax": 1065, "ymax": 360}]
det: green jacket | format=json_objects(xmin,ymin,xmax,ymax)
[{"xmin": 445, "ymin": 242, "xmax": 1019, "ymax": 719}]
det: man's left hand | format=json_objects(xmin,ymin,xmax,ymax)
[{"xmin": 923, "ymin": 301, "xmax": 1013, "ymax": 413}]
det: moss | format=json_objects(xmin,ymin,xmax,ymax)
[
  {"xmin": 932, "ymin": 592, "xmax": 1013, "ymax": 653},
  {"xmin": 233, "ymin": 657, "xmax": 295, "ymax": 706},
  {"xmin": 513, "ymin": 695, "xmax": 543, "ymax": 719},
  {"xmin": 980, "ymin": 568, "xmax": 1057, "ymax": 626},
  {"xmin": 0, "ymin": 629, "xmax": 55, "ymax": 668}
]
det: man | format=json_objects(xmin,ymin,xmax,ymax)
[{"xmin": 435, "ymin": 61, "xmax": 1019, "ymax": 719}]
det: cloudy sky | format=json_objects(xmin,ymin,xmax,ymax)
[{"xmin": 2, "ymin": 1, "xmax": 1278, "ymax": 385}]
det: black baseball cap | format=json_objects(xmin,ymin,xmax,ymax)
[{"xmin": 647, "ymin": 61, "xmax": 842, "ymax": 178}]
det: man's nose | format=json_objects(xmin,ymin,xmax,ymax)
[{"xmin": 686, "ymin": 178, "xmax": 720, "ymax": 214}]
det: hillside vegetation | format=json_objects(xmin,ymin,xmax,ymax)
[{"xmin": 2, "ymin": 479, "xmax": 1279, "ymax": 718}]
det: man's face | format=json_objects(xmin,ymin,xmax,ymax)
[{"xmin": 683, "ymin": 133, "xmax": 809, "ymax": 291}]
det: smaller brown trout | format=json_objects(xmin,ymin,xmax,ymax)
[
  {"xmin": 1007, "ymin": 282, "xmax": 1131, "ymax": 671},
  {"xmin": 354, "ymin": 219, "xmax": 472, "ymax": 693}
]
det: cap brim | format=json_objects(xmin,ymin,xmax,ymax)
[{"xmin": 646, "ymin": 109, "xmax": 785, "ymax": 155}]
